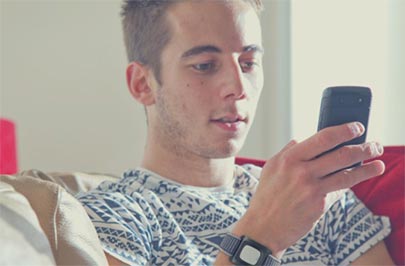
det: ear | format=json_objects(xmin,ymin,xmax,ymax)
[{"xmin": 126, "ymin": 62, "xmax": 156, "ymax": 106}]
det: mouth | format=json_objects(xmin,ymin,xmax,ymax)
[{"xmin": 211, "ymin": 115, "xmax": 247, "ymax": 132}]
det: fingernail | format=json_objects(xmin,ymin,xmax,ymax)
[
  {"xmin": 350, "ymin": 122, "xmax": 363, "ymax": 136},
  {"xmin": 375, "ymin": 142, "xmax": 384, "ymax": 155},
  {"xmin": 370, "ymin": 142, "xmax": 383, "ymax": 156}
]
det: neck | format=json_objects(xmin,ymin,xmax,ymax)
[{"xmin": 141, "ymin": 137, "xmax": 236, "ymax": 188}]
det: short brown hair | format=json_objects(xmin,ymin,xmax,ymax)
[{"xmin": 121, "ymin": 0, "xmax": 263, "ymax": 84}]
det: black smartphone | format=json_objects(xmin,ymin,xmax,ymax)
[{"xmin": 317, "ymin": 86, "xmax": 372, "ymax": 167}]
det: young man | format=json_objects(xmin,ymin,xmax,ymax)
[{"xmin": 78, "ymin": 0, "xmax": 394, "ymax": 265}]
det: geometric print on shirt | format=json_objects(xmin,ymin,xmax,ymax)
[
  {"xmin": 282, "ymin": 188, "xmax": 390, "ymax": 265},
  {"xmin": 78, "ymin": 166, "xmax": 255, "ymax": 265},
  {"xmin": 77, "ymin": 164, "xmax": 391, "ymax": 265}
]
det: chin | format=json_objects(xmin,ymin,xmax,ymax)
[{"xmin": 207, "ymin": 140, "xmax": 244, "ymax": 159}]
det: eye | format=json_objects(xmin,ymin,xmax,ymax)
[
  {"xmin": 240, "ymin": 60, "xmax": 259, "ymax": 73},
  {"xmin": 192, "ymin": 62, "xmax": 216, "ymax": 73}
]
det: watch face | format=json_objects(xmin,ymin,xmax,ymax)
[
  {"xmin": 231, "ymin": 236, "xmax": 271, "ymax": 266},
  {"xmin": 239, "ymin": 245, "xmax": 261, "ymax": 264}
]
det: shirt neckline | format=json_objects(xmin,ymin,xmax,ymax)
[{"xmin": 125, "ymin": 166, "xmax": 248, "ymax": 193}]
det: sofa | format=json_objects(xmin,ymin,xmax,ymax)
[{"xmin": 0, "ymin": 146, "xmax": 404, "ymax": 265}]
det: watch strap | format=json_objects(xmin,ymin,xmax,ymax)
[
  {"xmin": 219, "ymin": 233, "xmax": 241, "ymax": 256},
  {"xmin": 219, "ymin": 233, "xmax": 281, "ymax": 266},
  {"xmin": 263, "ymin": 254, "xmax": 282, "ymax": 266}
]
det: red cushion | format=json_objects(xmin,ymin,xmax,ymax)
[
  {"xmin": 352, "ymin": 146, "xmax": 404, "ymax": 265},
  {"xmin": 235, "ymin": 146, "xmax": 405, "ymax": 265},
  {"xmin": 0, "ymin": 118, "xmax": 18, "ymax": 174}
]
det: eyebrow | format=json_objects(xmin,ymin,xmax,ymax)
[
  {"xmin": 181, "ymin": 44, "xmax": 264, "ymax": 59},
  {"xmin": 243, "ymin": 44, "xmax": 264, "ymax": 54},
  {"xmin": 181, "ymin": 45, "xmax": 222, "ymax": 58}
]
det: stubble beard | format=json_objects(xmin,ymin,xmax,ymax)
[{"xmin": 154, "ymin": 88, "xmax": 244, "ymax": 160}]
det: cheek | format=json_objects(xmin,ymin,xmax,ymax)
[
  {"xmin": 166, "ymin": 80, "xmax": 209, "ymax": 120},
  {"xmin": 183, "ymin": 79, "xmax": 214, "ymax": 104},
  {"xmin": 248, "ymin": 72, "xmax": 264, "ymax": 99}
]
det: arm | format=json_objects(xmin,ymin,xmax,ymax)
[
  {"xmin": 351, "ymin": 240, "xmax": 395, "ymax": 265},
  {"xmin": 105, "ymin": 252, "xmax": 129, "ymax": 266},
  {"xmin": 216, "ymin": 122, "xmax": 390, "ymax": 265}
]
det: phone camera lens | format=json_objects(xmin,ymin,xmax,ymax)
[{"xmin": 358, "ymin": 98, "xmax": 363, "ymax": 103}]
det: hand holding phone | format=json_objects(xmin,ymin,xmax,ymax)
[
  {"xmin": 240, "ymin": 86, "xmax": 382, "ymax": 253},
  {"xmin": 317, "ymin": 86, "xmax": 372, "ymax": 167}
]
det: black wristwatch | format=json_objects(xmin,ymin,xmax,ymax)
[{"xmin": 219, "ymin": 233, "xmax": 281, "ymax": 266}]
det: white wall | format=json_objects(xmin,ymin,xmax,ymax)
[
  {"xmin": 387, "ymin": 0, "xmax": 405, "ymax": 143},
  {"xmin": 291, "ymin": 0, "xmax": 404, "ymax": 145},
  {"xmin": 1, "ymin": 1, "xmax": 146, "ymax": 174},
  {"xmin": 2, "ymin": 1, "xmax": 401, "ymax": 175},
  {"xmin": 1, "ymin": 1, "xmax": 288, "ymax": 174},
  {"xmin": 241, "ymin": 1, "xmax": 291, "ymax": 159}
]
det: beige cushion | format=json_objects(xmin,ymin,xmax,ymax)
[
  {"xmin": 0, "ymin": 181, "xmax": 55, "ymax": 266},
  {"xmin": 19, "ymin": 169, "xmax": 118, "ymax": 195},
  {"xmin": 0, "ymin": 173, "xmax": 109, "ymax": 266}
]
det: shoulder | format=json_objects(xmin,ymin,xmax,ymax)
[
  {"xmin": 324, "ymin": 189, "xmax": 391, "ymax": 265},
  {"xmin": 76, "ymin": 177, "xmax": 165, "ymax": 265},
  {"xmin": 283, "ymin": 190, "xmax": 391, "ymax": 265},
  {"xmin": 235, "ymin": 164, "xmax": 262, "ymax": 179},
  {"xmin": 232, "ymin": 164, "xmax": 262, "ymax": 192}
]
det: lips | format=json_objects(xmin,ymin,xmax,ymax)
[
  {"xmin": 213, "ymin": 114, "xmax": 246, "ymax": 123},
  {"xmin": 211, "ymin": 114, "xmax": 247, "ymax": 132}
]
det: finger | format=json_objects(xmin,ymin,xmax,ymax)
[
  {"xmin": 280, "ymin": 139, "xmax": 298, "ymax": 153},
  {"xmin": 263, "ymin": 140, "xmax": 297, "ymax": 169},
  {"xmin": 289, "ymin": 122, "xmax": 365, "ymax": 161},
  {"xmin": 321, "ymin": 160, "xmax": 385, "ymax": 193},
  {"xmin": 309, "ymin": 142, "xmax": 384, "ymax": 178},
  {"xmin": 266, "ymin": 140, "xmax": 297, "ymax": 163}
]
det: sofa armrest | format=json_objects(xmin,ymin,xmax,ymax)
[
  {"xmin": 19, "ymin": 169, "xmax": 119, "ymax": 196},
  {"xmin": 0, "ymin": 181, "xmax": 55, "ymax": 265},
  {"xmin": 0, "ymin": 173, "xmax": 109, "ymax": 266}
]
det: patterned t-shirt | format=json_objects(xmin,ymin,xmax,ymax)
[{"xmin": 77, "ymin": 164, "xmax": 391, "ymax": 265}]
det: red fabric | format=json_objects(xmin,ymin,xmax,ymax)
[
  {"xmin": 352, "ymin": 146, "xmax": 405, "ymax": 265},
  {"xmin": 0, "ymin": 118, "xmax": 18, "ymax": 174},
  {"xmin": 235, "ymin": 146, "xmax": 405, "ymax": 265}
]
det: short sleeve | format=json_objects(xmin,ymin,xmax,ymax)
[
  {"xmin": 77, "ymin": 190, "xmax": 162, "ymax": 265},
  {"xmin": 282, "ymin": 190, "xmax": 391, "ymax": 265},
  {"xmin": 327, "ymin": 190, "xmax": 391, "ymax": 265}
]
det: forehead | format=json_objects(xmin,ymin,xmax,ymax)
[{"xmin": 165, "ymin": 0, "xmax": 262, "ymax": 53}]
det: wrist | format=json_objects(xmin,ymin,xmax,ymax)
[
  {"xmin": 231, "ymin": 213, "xmax": 286, "ymax": 259},
  {"xmin": 220, "ymin": 233, "xmax": 282, "ymax": 266}
]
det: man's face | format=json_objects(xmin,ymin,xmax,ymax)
[{"xmin": 147, "ymin": 0, "xmax": 264, "ymax": 159}]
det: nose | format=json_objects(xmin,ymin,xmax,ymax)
[{"xmin": 219, "ymin": 58, "xmax": 248, "ymax": 100}]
